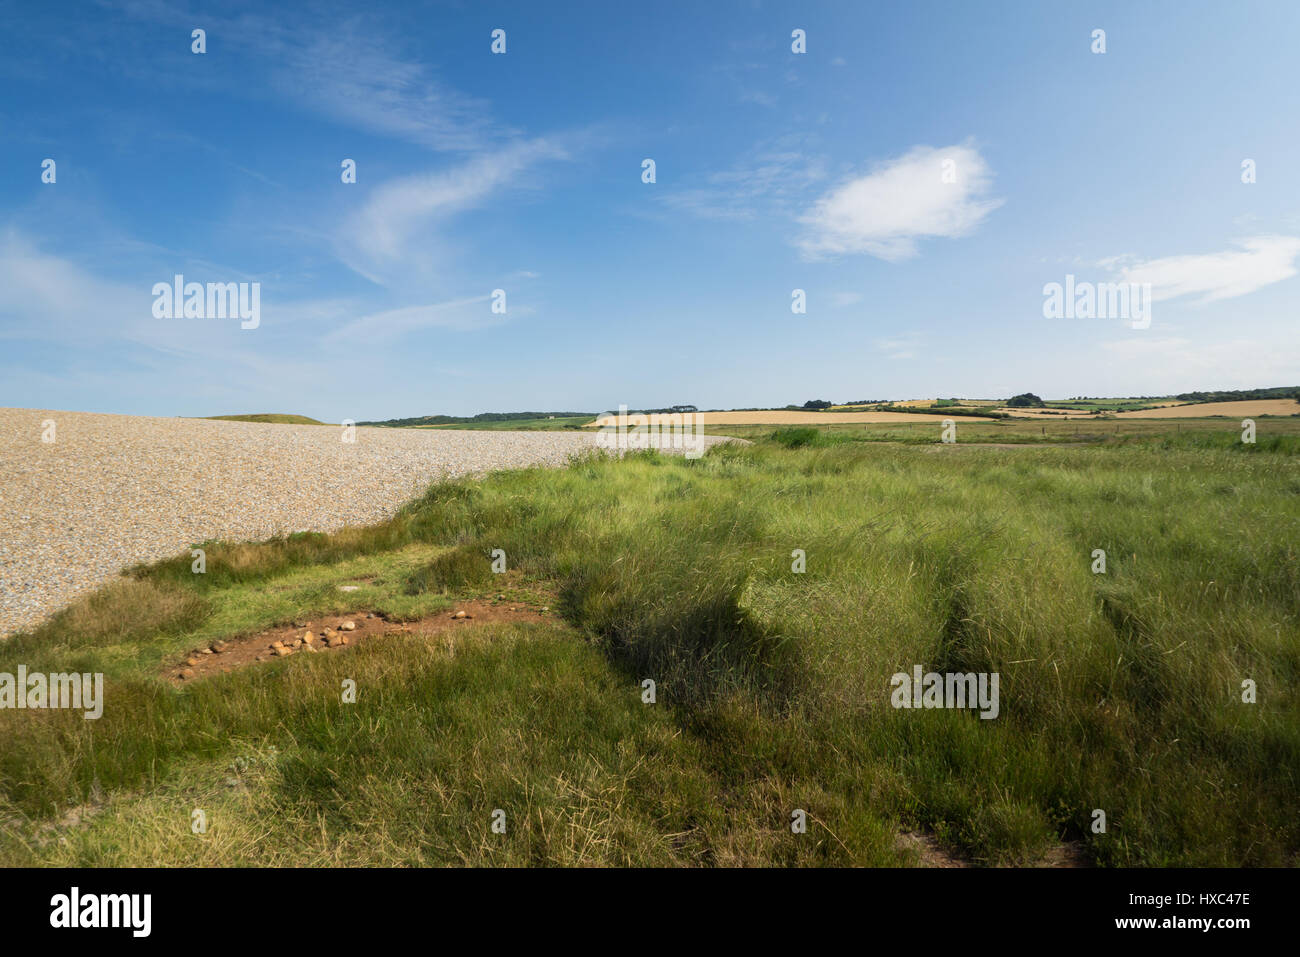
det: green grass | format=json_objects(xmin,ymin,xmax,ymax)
[
  {"xmin": 1043, "ymin": 397, "xmax": 1177, "ymax": 412},
  {"xmin": 204, "ymin": 413, "xmax": 327, "ymax": 425},
  {"xmin": 704, "ymin": 415, "xmax": 1300, "ymax": 446},
  {"xmin": 2, "ymin": 425, "xmax": 1297, "ymax": 866}
]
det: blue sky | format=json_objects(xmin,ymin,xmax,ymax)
[{"xmin": 1, "ymin": 0, "xmax": 1298, "ymax": 419}]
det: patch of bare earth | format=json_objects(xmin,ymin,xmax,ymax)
[
  {"xmin": 895, "ymin": 831, "xmax": 1088, "ymax": 868},
  {"xmin": 165, "ymin": 598, "xmax": 556, "ymax": 684}
]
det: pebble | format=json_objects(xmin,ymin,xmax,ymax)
[
  {"xmin": 0, "ymin": 408, "xmax": 731, "ymax": 636},
  {"xmin": 340, "ymin": 621, "xmax": 356, "ymax": 631}
]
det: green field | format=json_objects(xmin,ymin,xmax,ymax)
[
  {"xmin": 2, "ymin": 423, "xmax": 1297, "ymax": 866},
  {"xmin": 1042, "ymin": 398, "xmax": 1176, "ymax": 413}
]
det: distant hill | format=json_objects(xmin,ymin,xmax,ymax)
[
  {"xmin": 1174, "ymin": 386, "xmax": 1299, "ymax": 404},
  {"xmin": 360, "ymin": 412, "xmax": 594, "ymax": 427},
  {"xmin": 205, "ymin": 414, "xmax": 326, "ymax": 425}
]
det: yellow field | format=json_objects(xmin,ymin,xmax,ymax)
[
  {"xmin": 586, "ymin": 399, "xmax": 1297, "ymax": 428},
  {"xmin": 1115, "ymin": 399, "xmax": 1300, "ymax": 418},
  {"xmin": 588, "ymin": 409, "xmax": 996, "ymax": 426}
]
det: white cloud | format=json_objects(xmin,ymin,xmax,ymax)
[
  {"xmin": 798, "ymin": 144, "xmax": 1002, "ymax": 261},
  {"xmin": 322, "ymin": 295, "xmax": 513, "ymax": 346},
  {"xmin": 269, "ymin": 26, "xmax": 504, "ymax": 153},
  {"xmin": 112, "ymin": 4, "xmax": 503, "ymax": 153},
  {"xmin": 830, "ymin": 292, "xmax": 863, "ymax": 308},
  {"xmin": 338, "ymin": 138, "xmax": 568, "ymax": 284},
  {"xmin": 1118, "ymin": 236, "xmax": 1300, "ymax": 303}
]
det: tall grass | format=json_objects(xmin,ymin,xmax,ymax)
[{"xmin": 2, "ymin": 435, "xmax": 1296, "ymax": 866}]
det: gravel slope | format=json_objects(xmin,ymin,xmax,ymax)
[{"xmin": 0, "ymin": 409, "xmax": 728, "ymax": 637}]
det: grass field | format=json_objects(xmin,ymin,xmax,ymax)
[
  {"xmin": 1044, "ymin": 399, "xmax": 1181, "ymax": 413},
  {"xmin": 702, "ymin": 415, "xmax": 1300, "ymax": 446},
  {"xmin": 1, "ymin": 421, "xmax": 1296, "ymax": 866}
]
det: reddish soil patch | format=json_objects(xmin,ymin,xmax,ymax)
[
  {"xmin": 896, "ymin": 830, "xmax": 970, "ymax": 868},
  {"xmin": 896, "ymin": 831, "xmax": 1089, "ymax": 868},
  {"xmin": 165, "ymin": 598, "xmax": 555, "ymax": 684}
]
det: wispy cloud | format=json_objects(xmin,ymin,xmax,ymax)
[
  {"xmin": 876, "ymin": 334, "xmax": 923, "ymax": 360},
  {"xmin": 267, "ymin": 23, "xmax": 505, "ymax": 152},
  {"xmin": 798, "ymin": 143, "xmax": 1003, "ymax": 261},
  {"xmin": 0, "ymin": 229, "xmax": 133, "ymax": 342},
  {"xmin": 111, "ymin": 4, "xmax": 505, "ymax": 153},
  {"xmin": 1118, "ymin": 236, "xmax": 1300, "ymax": 303},
  {"xmin": 0, "ymin": 228, "xmax": 509, "ymax": 391},
  {"xmin": 322, "ymin": 295, "xmax": 509, "ymax": 346},
  {"xmin": 662, "ymin": 140, "xmax": 826, "ymax": 222},
  {"xmin": 337, "ymin": 138, "xmax": 568, "ymax": 285}
]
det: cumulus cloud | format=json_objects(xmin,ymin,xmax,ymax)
[
  {"xmin": 798, "ymin": 143, "xmax": 1002, "ymax": 261},
  {"xmin": 1119, "ymin": 236, "xmax": 1300, "ymax": 303}
]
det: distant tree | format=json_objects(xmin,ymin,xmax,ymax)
[
  {"xmin": 670, "ymin": 405, "xmax": 698, "ymax": 413},
  {"xmin": 802, "ymin": 399, "xmax": 833, "ymax": 410},
  {"xmin": 1006, "ymin": 393, "xmax": 1045, "ymax": 408}
]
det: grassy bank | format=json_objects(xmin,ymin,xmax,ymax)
[{"xmin": 1, "ymin": 428, "xmax": 1296, "ymax": 866}]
